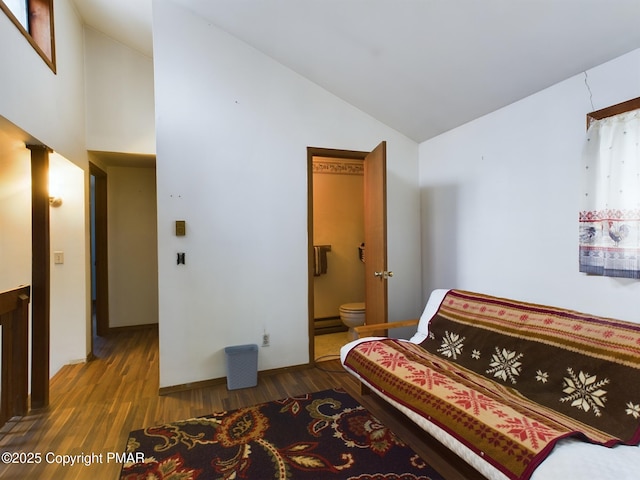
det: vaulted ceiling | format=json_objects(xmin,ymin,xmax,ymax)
[{"xmin": 74, "ymin": 0, "xmax": 640, "ymax": 142}]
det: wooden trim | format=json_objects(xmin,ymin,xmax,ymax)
[
  {"xmin": 159, "ymin": 377, "xmax": 227, "ymax": 395},
  {"xmin": 109, "ymin": 323, "xmax": 158, "ymax": 334},
  {"xmin": 0, "ymin": 286, "xmax": 30, "ymax": 427},
  {"xmin": 159, "ymin": 362, "xmax": 312, "ymax": 395},
  {"xmin": 587, "ymin": 96, "xmax": 640, "ymax": 128},
  {"xmin": 90, "ymin": 162, "xmax": 109, "ymax": 337},
  {"xmin": 28, "ymin": 145, "xmax": 51, "ymax": 409},
  {"xmin": 308, "ymin": 147, "xmax": 368, "ymax": 160},
  {"xmin": 353, "ymin": 318, "xmax": 419, "ymax": 338},
  {"xmin": 14, "ymin": 290, "xmax": 30, "ymax": 415},
  {"xmin": 307, "ymin": 148, "xmax": 314, "ymax": 365},
  {"xmin": 0, "ymin": 286, "xmax": 29, "ymax": 315}
]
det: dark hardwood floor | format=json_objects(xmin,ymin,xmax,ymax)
[{"xmin": 0, "ymin": 326, "xmax": 481, "ymax": 480}]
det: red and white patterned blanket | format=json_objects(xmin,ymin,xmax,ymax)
[{"xmin": 343, "ymin": 290, "xmax": 640, "ymax": 480}]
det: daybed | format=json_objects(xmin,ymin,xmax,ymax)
[{"xmin": 340, "ymin": 289, "xmax": 640, "ymax": 480}]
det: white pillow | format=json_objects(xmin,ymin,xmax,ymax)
[{"xmin": 409, "ymin": 289, "xmax": 450, "ymax": 343}]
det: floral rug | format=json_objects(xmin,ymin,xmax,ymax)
[{"xmin": 119, "ymin": 388, "xmax": 444, "ymax": 479}]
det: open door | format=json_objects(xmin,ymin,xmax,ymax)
[{"xmin": 363, "ymin": 141, "xmax": 389, "ymax": 329}]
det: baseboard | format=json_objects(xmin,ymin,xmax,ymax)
[
  {"xmin": 109, "ymin": 323, "xmax": 158, "ymax": 334},
  {"xmin": 158, "ymin": 362, "xmax": 313, "ymax": 396},
  {"xmin": 68, "ymin": 357, "xmax": 87, "ymax": 365},
  {"xmin": 159, "ymin": 377, "xmax": 227, "ymax": 395}
]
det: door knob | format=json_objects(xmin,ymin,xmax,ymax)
[{"xmin": 374, "ymin": 271, "xmax": 394, "ymax": 279}]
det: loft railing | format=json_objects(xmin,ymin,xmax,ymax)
[{"xmin": 0, "ymin": 286, "xmax": 30, "ymax": 428}]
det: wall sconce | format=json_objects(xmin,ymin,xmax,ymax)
[{"xmin": 48, "ymin": 170, "xmax": 63, "ymax": 207}]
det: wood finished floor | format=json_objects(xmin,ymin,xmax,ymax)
[{"xmin": 0, "ymin": 326, "xmax": 481, "ymax": 480}]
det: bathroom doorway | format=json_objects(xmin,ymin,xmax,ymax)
[
  {"xmin": 311, "ymin": 154, "xmax": 364, "ymax": 360},
  {"xmin": 307, "ymin": 142, "xmax": 388, "ymax": 363}
]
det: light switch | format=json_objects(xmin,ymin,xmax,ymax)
[
  {"xmin": 54, "ymin": 251, "xmax": 64, "ymax": 264},
  {"xmin": 175, "ymin": 220, "xmax": 186, "ymax": 236}
]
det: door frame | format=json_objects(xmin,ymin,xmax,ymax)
[
  {"xmin": 307, "ymin": 145, "xmax": 384, "ymax": 363},
  {"xmin": 89, "ymin": 162, "xmax": 109, "ymax": 342}
]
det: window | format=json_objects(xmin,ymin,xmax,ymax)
[
  {"xmin": 3, "ymin": 0, "xmax": 27, "ymax": 29},
  {"xmin": 0, "ymin": 0, "xmax": 55, "ymax": 72},
  {"xmin": 579, "ymin": 97, "xmax": 640, "ymax": 278}
]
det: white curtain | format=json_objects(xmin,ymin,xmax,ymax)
[{"xmin": 579, "ymin": 109, "xmax": 640, "ymax": 278}]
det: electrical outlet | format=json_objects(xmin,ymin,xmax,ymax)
[{"xmin": 262, "ymin": 333, "xmax": 270, "ymax": 347}]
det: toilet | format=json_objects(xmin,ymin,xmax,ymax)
[{"xmin": 339, "ymin": 302, "xmax": 366, "ymax": 340}]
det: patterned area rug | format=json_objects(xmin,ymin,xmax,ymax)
[{"xmin": 120, "ymin": 388, "xmax": 444, "ymax": 479}]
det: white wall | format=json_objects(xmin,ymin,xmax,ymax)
[
  {"xmin": 107, "ymin": 166, "xmax": 158, "ymax": 328},
  {"xmin": 84, "ymin": 27, "xmax": 155, "ymax": 154},
  {"xmin": 0, "ymin": 0, "xmax": 86, "ymax": 164},
  {"xmin": 153, "ymin": 0, "xmax": 421, "ymax": 388},
  {"xmin": 0, "ymin": 132, "xmax": 31, "ymax": 292},
  {"xmin": 419, "ymin": 48, "xmax": 640, "ymax": 323},
  {"xmin": 50, "ymin": 153, "xmax": 87, "ymax": 369},
  {"xmin": 0, "ymin": 0, "xmax": 91, "ymax": 375}
]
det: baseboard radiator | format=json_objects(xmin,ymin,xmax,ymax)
[{"xmin": 314, "ymin": 316, "xmax": 347, "ymax": 336}]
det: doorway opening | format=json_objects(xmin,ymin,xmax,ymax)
[
  {"xmin": 88, "ymin": 155, "xmax": 159, "ymax": 357},
  {"xmin": 89, "ymin": 162, "xmax": 109, "ymax": 357},
  {"xmin": 311, "ymin": 154, "xmax": 365, "ymax": 361},
  {"xmin": 307, "ymin": 142, "xmax": 388, "ymax": 364}
]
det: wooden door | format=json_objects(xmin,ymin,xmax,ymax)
[{"xmin": 364, "ymin": 141, "xmax": 388, "ymax": 329}]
